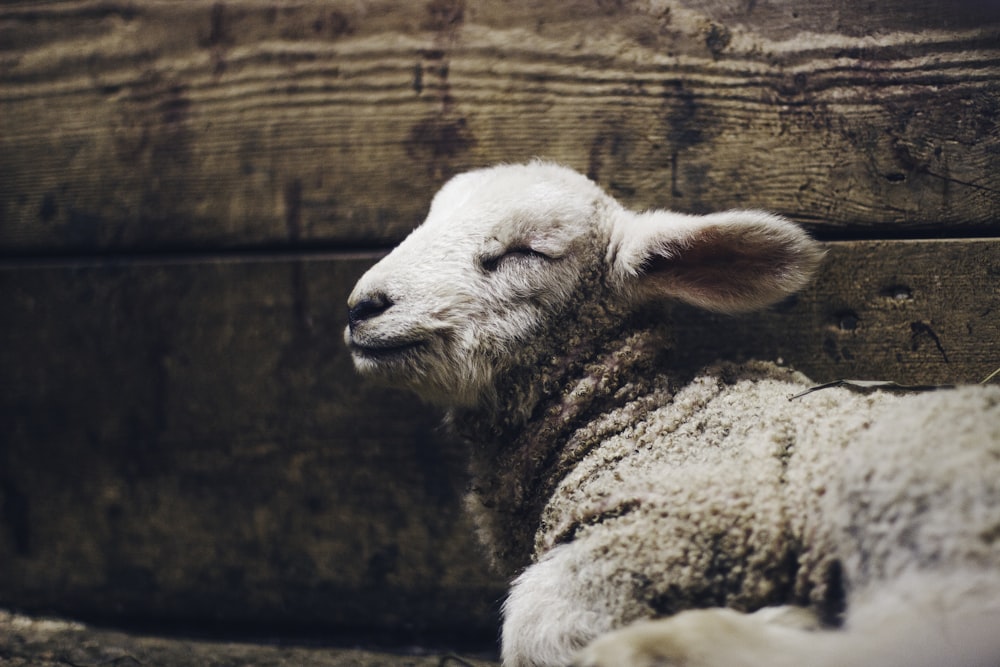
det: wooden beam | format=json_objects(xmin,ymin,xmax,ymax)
[
  {"xmin": 2, "ymin": 1, "xmax": 998, "ymax": 253},
  {"xmin": 0, "ymin": 255, "xmax": 502, "ymax": 635},
  {"xmin": 0, "ymin": 609, "xmax": 500, "ymax": 665},
  {"xmin": 672, "ymin": 240, "xmax": 1000, "ymax": 385}
]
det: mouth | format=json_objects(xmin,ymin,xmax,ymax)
[{"xmin": 348, "ymin": 338, "xmax": 425, "ymax": 362}]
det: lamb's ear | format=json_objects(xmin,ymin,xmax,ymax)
[{"xmin": 611, "ymin": 209, "xmax": 824, "ymax": 313}]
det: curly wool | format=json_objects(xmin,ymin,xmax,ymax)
[
  {"xmin": 458, "ymin": 342, "xmax": 969, "ymax": 622},
  {"xmin": 534, "ymin": 361, "xmax": 907, "ymax": 623},
  {"xmin": 451, "ymin": 294, "xmax": 671, "ymax": 574},
  {"xmin": 488, "ymin": 353, "xmax": 1000, "ymax": 665}
]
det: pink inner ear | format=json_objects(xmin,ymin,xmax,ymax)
[{"xmin": 640, "ymin": 227, "xmax": 802, "ymax": 310}]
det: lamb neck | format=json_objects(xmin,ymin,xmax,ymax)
[{"xmin": 450, "ymin": 316, "xmax": 675, "ymax": 575}]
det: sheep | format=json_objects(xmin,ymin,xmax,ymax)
[{"xmin": 344, "ymin": 161, "xmax": 1000, "ymax": 667}]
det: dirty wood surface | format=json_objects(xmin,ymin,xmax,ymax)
[
  {"xmin": 0, "ymin": 610, "xmax": 499, "ymax": 667},
  {"xmin": 0, "ymin": 254, "xmax": 503, "ymax": 639},
  {"xmin": 2, "ymin": 0, "xmax": 999, "ymax": 253},
  {"xmin": 674, "ymin": 239, "xmax": 1000, "ymax": 384}
]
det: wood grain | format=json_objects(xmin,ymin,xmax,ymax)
[
  {"xmin": 0, "ymin": 255, "xmax": 502, "ymax": 637},
  {"xmin": 0, "ymin": 609, "xmax": 500, "ymax": 665},
  {"xmin": 671, "ymin": 240, "xmax": 1000, "ymax": 385},
  {"xmin": 0, "ymin": 238, "xmax": 996, "ymax": 630},
  {"xmin": 2, "ymin": 0, "xmax": 999, "ymax": 253}
]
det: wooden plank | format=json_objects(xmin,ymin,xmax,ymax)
[
  {"xmin": 0, "ymin": 610, "xmax": 500, "ymax": 665},
  {"xmin": 2, "ymin": 1, "xmax": 999, "ymax": 253},
  {"xmin": 0, "ymin": 254, "xmax": 503, "ymax": 638},
  {"xmin": 0, "ymin": 238, "xmax": 996, "ymax": 634},
  {"xmin": 671, "ymin": 239, "xmax": 1000, "ymax": 385}
]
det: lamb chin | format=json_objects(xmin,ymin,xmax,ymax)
[{"xmin": 349, "ymin": 340, "xmax": 426, "ymax": 372}]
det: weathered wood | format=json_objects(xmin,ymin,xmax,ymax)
[
  {"xmin": 672, "ymin": 240, "xmax": 1000, "ymax": 385},
  {"xmin": 0, "ymin": 239, "xmax": 997, "ymax": 632},
  {"xmin": 2, "ymin": 0, "xmax": 999, "ymax": 253},
  {"xmin": 0, "ymin": 610, "xmax": 500, "ymax": 666},
  {"xmin": 0, "ymin": 255, "xmax": 502, "ymax": 638}
]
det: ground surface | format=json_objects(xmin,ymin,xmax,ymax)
[{"xmin": 0, "ymin": 611, "xmax": 499, "ymax": 667}]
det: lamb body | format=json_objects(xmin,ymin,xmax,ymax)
[{"xmin": 345, "ymin": 162, "xmax": 1000, "ymax": 667}]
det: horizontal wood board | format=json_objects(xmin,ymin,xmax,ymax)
[
  {"xmin": 0, "ymin": 610, "xmax": 501, "ymax": 667},
  {"xmin": 0, "ymin": 238, "xmax": 997, "ymax": 631},
  {"xmin": 2, "ymin": 0, "xmax": 1000, "ymax": 253},
  {"xmin": 0, "ymin": 255, "xmax": 503, "ymax": 637}
]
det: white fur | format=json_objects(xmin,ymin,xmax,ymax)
[
  {"xmin": 347, "ymin": 163, "xmax": 611, "ymax": 408},
  {"xmin": 346, "ymin": 162, "xmax": 1000, "ymax": 667}
]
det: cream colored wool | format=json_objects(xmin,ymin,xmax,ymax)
[
  {"xmin": 345, "ymin": 162, "xmax": 1000, "ymax": 667},
  {"xmin": 535, "ymin": 361, "xmax": 898, "ymax": 617}
]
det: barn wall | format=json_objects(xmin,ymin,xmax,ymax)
[{"xmin": 1, "ymin": 0, "xmax": 998, "ymax": 641}]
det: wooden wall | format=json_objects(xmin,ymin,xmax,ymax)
[{"xmin": 1, "ymin": 0, "xmax": 998, "ymax": 643}]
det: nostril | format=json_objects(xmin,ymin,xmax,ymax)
[{"xmin": 348, "ymin": 294, "xmax": 393, "ymax": 329}]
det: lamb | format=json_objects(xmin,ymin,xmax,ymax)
[{"xmin": 344, "ymin": 161, "xmax": 1000, "ymax": 667}]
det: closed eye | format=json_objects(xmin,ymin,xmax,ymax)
[{"xmin": 480, "ymin": 247, "xmax": 552, "ymax": 272}]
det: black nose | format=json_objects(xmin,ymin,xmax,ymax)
[{"xmin": 348, "ymin": 294, "xmax": 392, "ymax": 330}]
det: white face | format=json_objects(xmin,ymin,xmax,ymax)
[
  {"xmin": 345, "ymin": 162, "xmax": 822, "ymax": 410},
  {"xmin": 344, "ymin": 163, "xmax": 617, "ymax": 408}
]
